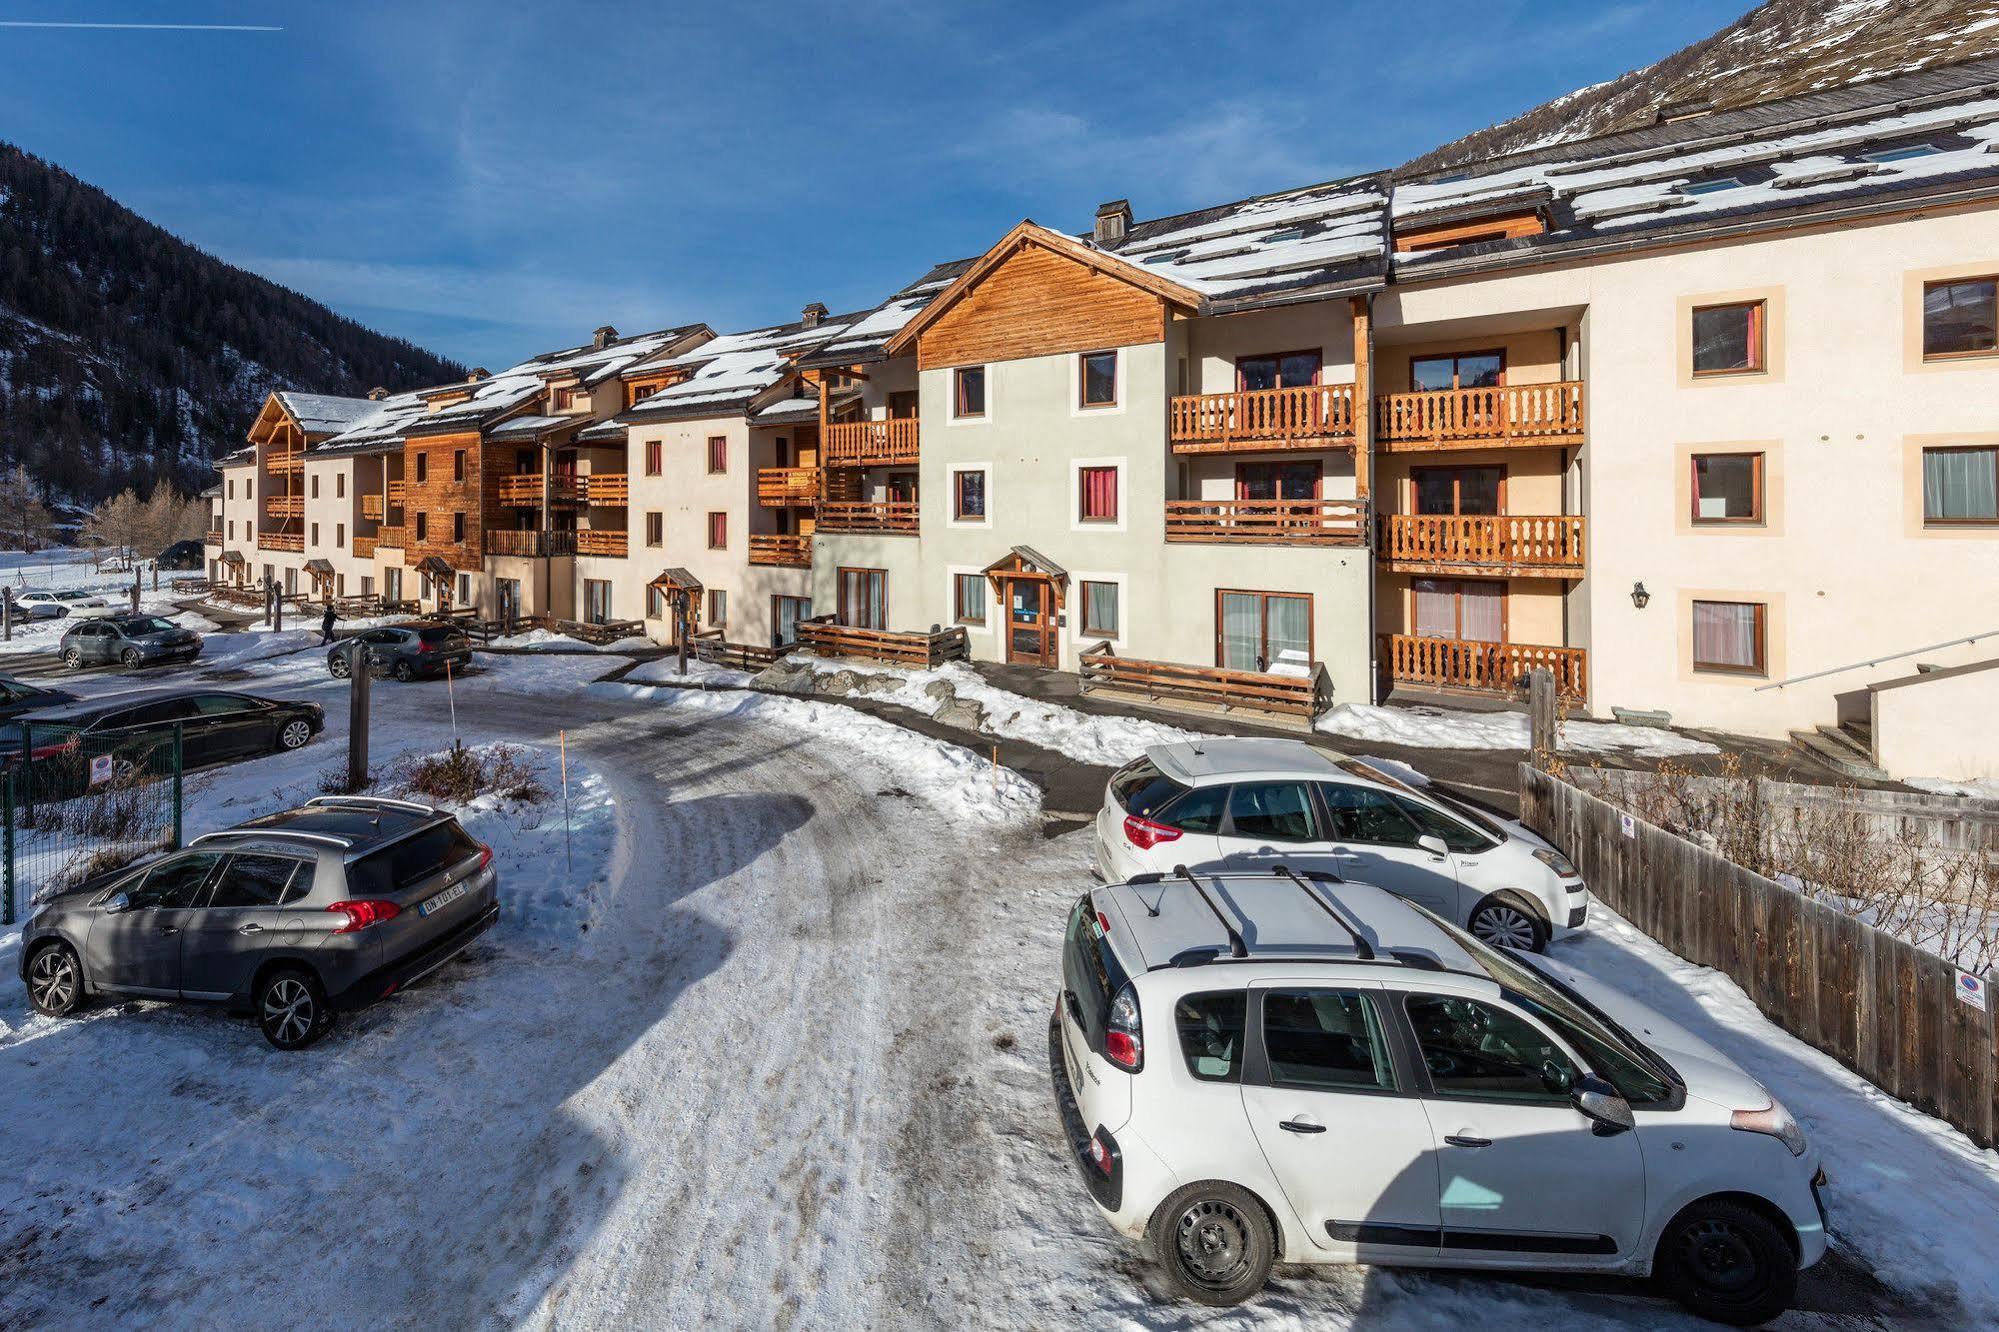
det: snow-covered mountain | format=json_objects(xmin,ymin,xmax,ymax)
[
  {"xmin": 0, "ymin": 142, "xmax": 463, "ymax": 506},
  {"xmin": 1408, "ymin": 0, "xmax": 1999, "ymax": 172}
]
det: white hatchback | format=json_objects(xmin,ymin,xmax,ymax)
[
  {"xmin": 1052, "ymin": 870, "xmax": 1828, "ymax": 1324},
  {"xmin": 14, "ymin": 590, "xmax": 114, "ymax": 620},
  {"xmin": 1095, "ymin": 738, "xmax": 1587, "ymax": 951}
]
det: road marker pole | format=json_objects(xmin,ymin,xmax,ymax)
[
  {"xmin": 560, "ymin": 729, "xmax": 573, "ymax": 873},
  {"xmin": 446, "ymin": 657, "xmax": 459, "ymax": 750}
]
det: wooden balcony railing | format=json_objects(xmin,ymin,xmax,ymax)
[
  {"xmin": 575, "ymin": 529, "xmax": 628, "ymax": 557},
  {"xmin": 824, "ymin": 418, "xmax": 919, "ymax": 467},
  {"xmin": 1080, "ymin": 643, "xmax": 1329, "ymax": 723},
  {"xmin": 204, "ymin": 527, "xmax": 224, "ymax": 544},
  {"xmin": 749, "ymin": 533, "xmax": 812, "ymax": 567},
  {"xmin": 265, "ymin": 495, "xmax": 304, "ymax": 519},
  {"xmin": 798, "ymin": 617, "xmax": 967, "ymax": 667},
  {"xmin": 497, "ymin": 474, "xmax": 583, "ymax": 505},
  {"xmin": 1383, "ymin": 634, "xmax": 1588, "ymax": 699},
  {"xmin": 1379, "ymin": 514, "xmax": 1585, "ymax": 577},
  {"xmin": 586, "ymin": 473, "xmax": 629, "ymax": 506},
  {"xmin": 1169, "ymin": 384, "xmax": 1356, "ymax": 453},
  {"xmin": 758, "ymin": 467, "xmax": 820, "ymax": 507},
  {"xmin": 266, "ymin": 451, "xmax": 304, "ymax": 475},
  {"xmin": 387, "ymin": 479, "xmax": 406, "ymax": 505},
  {"xmin": 484, "ymin": 529, "xmax": 579, "ymax": 558},
  {"xmin": 1374, "ymin": 381, "xmax": 1585, "ymax": 451},
  {"xmin": 376, "ymin": 526, "xmax": 406, "ymax": 549},
  {"xmin": 1165, "ymin": 498, "xmax": 1367, "ymax": 546},
  {"xmin": 257, "ymin": 531, "xmax": 303, "ymax": 553},
  {"xmin": 353, "ymin": 536, "xmax": 377, "ymax": 560},
  {"xmin": 361, "ymin": 494, "xmax": 384, "ymax": 521},
  {"xmin": 817, "ymin": 500, "xmax": 920, "ymax": 534}
]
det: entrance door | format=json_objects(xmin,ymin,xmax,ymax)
[
  {"xmin": 495, "ymin": 578, "xmax": 521, "ymax": 630},
  {"xmin": 773, "ymin": 595, "xmax": 811, "ymax": 647},
  {"xmin": 583, "ymin": 579, "xmax": 612, "ymax": 625},
  {"xmin": 1412, "ymin": 579, "xmax": 1505, "ymax": 643},
  {"xmin": 1217, "ymin": 590, "xmax": 1312, "ymax": 673},
  {"xmin": 1412, "ymin": 467, "xmax": 1504, "ymax": 516},
  {"xmin": 1005, "ymin": 578, "xmax": 1057, "ymax": 666}
]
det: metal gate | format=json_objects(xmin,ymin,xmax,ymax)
[{"xmin": 3, "ymin": 725, "xmax": 183, "ymax": 925}]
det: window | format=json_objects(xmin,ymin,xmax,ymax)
[
  {"xmin": 1405, "ymin": 994, "xmax": 1579, "ymax": 1103},
  {"xmin": 1412, "ymin": 578, "xmax": 1504, "ymax": 643},
  {"xmin": 1176, "ymin": 991, "xmax": 1248, "ymax": 1083},
  {"xmin": 347, "ymin": 822, "xmax": 481, "ymax": 896},
  {"xmin": 452, "ymin": 512, "xmax": 466, "ymax": 543},
  {"xmin": 773, "ymin": 596, "xmax": 812, "ymax": 647},
  {"xmin": 1263, "ymin": 990, "xmax": 1397, "ymax": 1093},
  {"xmin": 1409, "ymin": 350, "xmax": 1502, "ymax": 391},
  {"xmin": 953, "ymin": 365, "xmax": 986, "ymax": 418},
  {"xmin": 645, "ymin": 439, "xmax": 663, "ymax": 475},
  {"xmin": 1922, "ymin": 277, "xmax": 1998, "ymax": 359},
  {"xmin": 457, "ymin": 573, "xmax": 471, "ymax": 604},
  {"xmin": 336, "ymin": 474, "xmax": 345, "ymax": 499},
  {"xmin": 335, "ymin": 523, "xmax": 345, "ymax": 548},
  {"xmin": 953, "ymin": 572, "xmax": 986, "ymax": 624},
  {"xmin": 1079, "ymin": 351, "xmax": 1117, "ymax": 408},
  {"xmin": 1318, "ymin": 784, "xmax": 1423, "ymax": 847},
  {"xmin": 309, "ymin": 523, "xmax": 319, "ymax": 545},
  {"xmin": 1391, "ymin": 794, "xmax": 1497, "ymax": 854},
  {"xmin": 126, "ymin": 852, "xmax": 224, "ymax": 910},
  {"xmin": 453, "ymin": 450, "xmax": 466, "ymax": 482},
  {"xmin": 1237, "ymin": 349, "xmax": 1323, "ymax": 391},
  {"xmin": 707, "ymin": 436, "xmax": 727, "ymax": 474},
  {"xmin": 1216, "ymin": 590, "xmax": 1311, "ymax": 671},
  {"xmin": 1078, "ymin": 466, "xmax": 1118, "ymax": 522},
  {"xmin": 310, "ymin": 475, "xmax": 319, "ymax": 499},
  {"xmin": 209, "ymin": 854, "xmax": 304, "ymax": 909},
  {"xmin": 227, "ymin": 479, "xmax": 234, "ymax": 499},
  {"xmin": 837, "ymin": 568, "xmax": 886, "ymax": 630},
  {"xmin": 1681, "ymin": 175, "xmax": 1749, "ymax": 196},
  {"xmin": 1062, "ymin": 896, "xmax": 1131, "ymax": 1049},
  {"xmin": 1412, "ymin": 465, "xmax": 1502, "ymax": 516},
  {"xmin": 414, "ymin": 513, "xmax": 428, "ymax": 541},
  {"xmin": 645, "ymin": 511, "xmax": 663, "ymax": 546},
  {"xmin": 1691, "ymin": 300, "xmax": 1765, "ymax": 375},
  {"xmin": 1226, "ymin": 782, "xmax": 1318, "ymax": 842},
  {"xmin": 706, "ymin": 512, "xmax": 727, "ymax": 550},
  {"xmin": 1081, "ymin": 580, "xmax": 1118, "ymax": 637},
  {"xmin": 888, "ymin": 389, "xmax": 919, "ymax": 420},
  {"xmin": 646, "ymin": 584, "xmax": 666, "ymax": 619},
  {"xmin": 1691, "ymin": 599, "xmax": 1767, "ymax": 674},
  {"xmin": 1237, "ymin": 460, "xmax": 1322, "ymax": 502},
  {"xmin": 1922, "ymin": 447, "xmax": 1999, "ymax": 523},
  {"xmin": 707, "ymin": 589, "xmax": 727, "ymax": 626},
  {"xmin": 415, "ymin": 454, "xmax": 428, "ymax": 483},
  {"xmin": 555, "ymin": 386, "xmax": 578, "ymax": 411},
  {"xmin": 1691, "ymin": 452, "xmax": 1763, "ymax": 523},
  {"xmin": 1864, "ymin": 143, "xmax": 1940, "ymax": 164},
  {"xmin": 582, "ymin": 580, "xmax": 612, "ymax": 625},
  {"xmin": 953, "ymin": 469, "xmax": 987, "ymax": 521}
]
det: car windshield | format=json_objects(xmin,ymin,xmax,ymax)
[{"xmin": 121, "ymin": 617, "xmax": 179, "ymax": 635}]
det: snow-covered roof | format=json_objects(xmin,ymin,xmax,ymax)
[
  {"xmin": 487, "ymin": 414, "xmax": 577, "ymax": 440},
  {"xmin": 616, "ymin": 314, "xmax": 859, "ymax": 422},
  {"xmin": 275, "ymin": 391, "xmax": 379, "ymax": 438},
  {"xmin": 310, "ymin": 391, "xmax": 430, "ymax": 453},
  {"xmin": 750, "ymin": 396, "xmax": 822, "ymax": 425},
  {"xmin": 793, "ymin": 262, "xmax": 972, "ymax": 369}
]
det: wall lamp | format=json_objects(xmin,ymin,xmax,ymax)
[{"xmin": 1631, "ymin": 581, "xmax": 1651, "ymax": 610}]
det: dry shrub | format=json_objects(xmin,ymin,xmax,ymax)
[
  {"xmin": 387, "ymin": 743, "xmax": 546, "ymax": 806},
  {"xmin": 44, "ymin": 844, "xmax": 149, "ymax": 895},
  {"xmin": 24, "ymin": 768, "xmax": 164, "ymax": 841}
]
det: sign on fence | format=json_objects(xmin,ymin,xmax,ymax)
[
  {"xmin": 88, "ymin": 753, "xmax": 113, "ymax": 787},
  {"xmin": 1961, "ymin": 970, "xmax": 1989, "ymax": 1013}
]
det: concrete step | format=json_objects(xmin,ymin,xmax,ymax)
[
  {"xmin": 1815, "ymin": 723, "xmax": 1874, "ymax": 761},
  {"xmin": 1789, "ymin": 728, "xmax": 1889, "ymax": 782}
]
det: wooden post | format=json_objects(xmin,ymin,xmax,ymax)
[
  {"xmin": 1349, "ymin": 295, "xmax": 1372, "ymax": 500},
  {"xmin": 1, "ymin": 587, "xmax": 10, "ymax": 643},
  {"xmin": 347, "ymin": 645, "xmax": 370, "ymax": 791},
  {"xmin": 1529, "ymin": 667, "xmax": 1557, "ymax": 764},
  {"xmin": 676, "ymin": 589, "xmax": 690, "ymax": 676}
]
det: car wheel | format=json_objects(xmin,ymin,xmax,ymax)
[
  {"xmin": 276, "ymin": 718, "xmax": 313, "ymax": 752},
  {"xmin": 1467, "ymin": 894, "xmax": 1549, "ymax": 952},
  {"xmin": 257, "ymin": 967, "xmax": 332, "ymax": 1050},
  {"xmin": 328, "ymin": 652, "xmax": 351, "ymax": 679},
  {"xmin": 393, "ymin": 659, "xmax": 415, "ymax": 682},
  {"xmin": 1657, "ymin": 1199, "xmax": 1798, "ymax": 1326},
  {"xmin": 61, "ymin": 647, "xmax": 83, "ymax": 670},
  {"xmin": 27, "ymin": 942, "xmax": 84, "ymax": 1018},
  {"xmin": 1149, "ymin": 1181, "xmax": 1276, "ymax": 1307},
  {"xmin": 120, "ymin": 648, "xmax": 142, "ymax": 667}
]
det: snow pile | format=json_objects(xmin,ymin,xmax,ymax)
[
  {"xmin": 1906, "ymin": 776, "xmax": 1999, "ymax": 800},
  {"xmin": 458, "ymin": 652, "xmax": 633, "ymax": 696},
  {"xmin": 624, "ymin": 656, "xmax": 757, "ymax": 688},
  {"xmin": 1319, "ymin": 702, "xmax": 1719, "ymax": 757}
]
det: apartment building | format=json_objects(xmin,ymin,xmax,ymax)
[{"xmin": 204, "ymin": 55, "xmax": 1999, "ymax": 773}]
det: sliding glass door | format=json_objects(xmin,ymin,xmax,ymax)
[{"xmin": 1217, "ymin": 590, "xmax": 1312, "ymax": 672}]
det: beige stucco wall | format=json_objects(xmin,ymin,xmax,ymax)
[{"xmin": 1871, "ymin": 661, "xmax": 1999, "ymax": 782}]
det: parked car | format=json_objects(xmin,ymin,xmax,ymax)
[
  {"xmin": 1, "ymin": 688, "xmax": 323, "ymax": 780},
  {"xmin": 13, "ymin": 589, "xmax": 113, "ymax": 620},
  {"xmin": 20, "ymin": 795, "xmax": 500, "ymax": 1049},
  {"xmin": 1096, "ymin": 739, "xmax": 1587, "ymax": 951},
  {"xmin": 156, "ymin": 540, "xmax": 205, "ymax": 571},
  {"xmin": 60, "ymin": 613, "xmax": 202, "ymax": 669},
  {"xmin": 0, "ymin": 675, "xmax": 78, "ymax": 722},
  {"xmin": 1052, "ymin": 869, "xmax": 1827, "ymax": 1324},
  {"xmin": 327, "ymin": 624, "xmax": 473, "ymax": 682}
]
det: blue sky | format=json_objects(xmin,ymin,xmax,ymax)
[{"xmin": 2, "ymin": 1, "xmax": 1752, "ymax": 371}]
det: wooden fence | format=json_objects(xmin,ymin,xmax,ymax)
[
  {"xmin": 797, "ymin": 617, "xmax": 967, "ymax": 667},
  {"xmin": 1520, "ymin": 764, "xmax": 1997, "ymax": 1149},
  {"xmin": 692, "ymin": 630, "xmax": 793, "ymax": 671},
  {"xmin": 1079, "ymin": 643, "xmax": 1329, "ymax": 725}
]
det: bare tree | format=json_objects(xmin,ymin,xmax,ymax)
[
  {"xmin": 0, "ymin": 467, "xmax": 57, "ymax": 551},
  {"xmin": 80, "ymin": 488, "xmax": 147, "ymax": 563}
]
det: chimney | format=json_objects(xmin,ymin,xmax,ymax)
[
  {"xmin": 466, "ymin": 368, "xmax": 489, "ymax": 383},
  {"xmin": 593, "ymin": 325, "xmax": 618, "ymax": 349},
  {"xmin": 367, "ymin": 386, "xmax": 388, "ymax": 401},
  {"xmin": 801, "ymin": 302, "xmax": 828, "ymax": 329},
  {"xmin": 1094, "ymin": 199, "xmax": 1132, "ymax": 247}
]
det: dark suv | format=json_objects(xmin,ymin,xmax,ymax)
[
  {"xmin": 21, "ymin": 796, "xmax": 500, "ymax": 1048},
  {"xmin": 60, "ymin": 613, "xmax": 202, "ymax": 670},
  {"xmin": 2, "ymin": 688, "xmax": 323, "ymax": 781},
  {"xmin": 328, "ymin": 624, "xmax": 473, "ymax": 682}
]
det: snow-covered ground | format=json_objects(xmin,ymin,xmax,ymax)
[{"xmin": 1320, "ymin": 702, "xmax": 1721, "ymax": 758}]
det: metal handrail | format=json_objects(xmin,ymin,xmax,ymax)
[{"xmin": 1754, "ymin": 627, "xmax": 1999, "ymax": 690}]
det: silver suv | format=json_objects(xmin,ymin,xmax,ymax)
[{"xmin": 20, "ymin": 796, "xmax": 500, "ymax": 1049}]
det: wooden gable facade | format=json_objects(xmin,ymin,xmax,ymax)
[{"xmin": 403, "ymin": 430, "xmax": 485, "ymax": 573}]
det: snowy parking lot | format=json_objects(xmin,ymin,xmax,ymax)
[{"xmin": 3, "ymin": 616, "xmax": 1999, "ymax": 1328}]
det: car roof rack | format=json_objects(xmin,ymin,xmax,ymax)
[
  {"xmin": 304, "ymin": 795, "xmax": 438, "ymax": 816},
  {"xmin": 1271, "ymin": 863, "xmax": 1375, "ymax": 961},
  {"xmin": 1173, "ymin": 864, "xmax": 1247, "ymax": 959},
  {"xmin": 191, "ymin": 828, "xmax": 354, "ymax": 852}
]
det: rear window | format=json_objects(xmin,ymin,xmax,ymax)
[
  {"xmin": 1176, "ymin": 990, "xmax": 1247, "ymax": 1082},
  {"xmin": 1062, "ymin": 895, "xmax": 1131, "ymax": 1050},
  {"xmin": 347, "ymin": 821, "xmax": 481, "ymax": 895},
  {"xmin": 1109, "ymin": 758, "xmax": 1188, "ymax": 819},
  {"xmin": 417, "ymin": 626, "xmax": 464, "ymax": 645}
]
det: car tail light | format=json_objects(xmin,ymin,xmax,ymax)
[
  {"xmin": 327, "ymin": 899, "xmax": 402, "ymax": 933},
  {"xmin": 476, "ymin": 843, "xmax": 493, "ymax": 871},
  {"xmin": 1086, "ymin": 1132, "xmax": 1115, "ymax": 1175},
  {"xmin": 1103, "ymin": 984, "xmax": 1143, "ymax": 1072},
  {"xmin": 1123, "ymin": 814, "xmax": 1181, "ymax": 851},
  {"xmin": 417, "ymin": 640, "xmax": 435, "ymax": 652}
]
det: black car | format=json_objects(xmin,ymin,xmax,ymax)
[
  {"xmin": 328, "ymin": 624, "xmax": 473, "ymax": 682},
  {"xmin": 156, "ymin": 540, "xmax": 205, "ymax": 571},
  {"xmin": 0, "ymin": 675, "xmax": 78, "ymax": 723},
  {"xmin": 2, "ymin": 688, "xmax": 324, "ymax": 778},
  {"xmin": 60, "ymin": 613, "xmax": 203, "ymax": 670}
]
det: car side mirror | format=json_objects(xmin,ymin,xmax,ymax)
[
  {"xmin": 1416, "ymin": 834, "xmax": 1449, "ymax": 858},
  {"xmin": 102, "ymin": 891, "xmax": 132, "ymax": 914},
  {"xmin": 1573, "ymin": 1074, "xmax": 1635, "ymax": 1135}
]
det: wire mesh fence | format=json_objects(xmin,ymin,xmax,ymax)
[{"xmin": 3, "ymin": 723, "xmax": 183, "ymax": 924}]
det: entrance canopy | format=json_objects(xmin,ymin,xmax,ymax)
[
  {"xmin": 983, "ymin": 545, "xmax": 1068, "ymax": 607},
  {"xmin": 303, "ymin": 558, "xmax": 335, "ymax": 578},
  {"xmin": 219, "ymin": 550, "xmax": 246, "ymax": 566},
  {"xmin": 414, "ymin": 555, "xmax": 454, "ymax": 581},
  {"xmin": 647, "ymin": 567, "xmax": 702, "ymax": 595}
]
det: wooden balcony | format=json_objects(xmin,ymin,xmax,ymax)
[
  {"xmin": 758, "ymin": 467, "xmax": 820, "ymax": 507},
  {"xmin": 1379, "ymin": 514, "xmax": 1585, "ymax": 578},
  {"xmin": 376, "ymin": 526, "xmax": 405, "ymax": 549},
  {"xmin": 353, "ymin": 536, "xmax": 377, "ymax": 560},
  {"xmin": 575, "ymin": 529, "xmax": 628, "ymax": 557},
  {"xmin": 265, "ymin": 495, "xmax": 304, "ymax": 519},
  {"xmin": 824, "ymin": 418, "xmax": 919, "ymax": 467},
  {"xmin": 1375, "ymin": 381, "xmax": 1585, "ymax": 452},
  {"xmin": 387, "ymin": 479, "xmax": 406, "ymax": 505},
  {"xmin": 798, "ymin": 617, "xmax": 966, "ymax": 667},
  {"xmin": 204, "ymin": 527, "xmax": 224, "ymax": 544},
  {"xmin": 266, "ymin": 451, "xmax": 304, "ymax": 475},
  {"xmin": 257, "ymin": 531, "xmax": 303, "ymax": 553},
  {"xmin": 817, "ymin": 500, "xmax": 919, "ymax": 534},
  {"xmin": 585, "ymin": 473, "xmax": 629, "ymax": 506},
  {"xmin": 1169, "ymin": 384, "xmax": 1356, "ymax": 454},
  {"xmin": 361, "ymin": 494, "xmax": 384, "ymax": 521},
  {"xmin": 1165, "ymin": 498, "xmax": 1367, "ymax": 546},
  {"xmin": 485, "ymin": 529, "xmax": 578, "ymax": 558},
  {"xmin": 497, "ymin": 474, "xmax": 582, "ymax": 505},
  {"xmin": 1080, "ymin": 644, "xmax": 1329, "ymax": 725},
  {"xmin": 749, "ymin": 533, "xmax": 812, "ymax": 567},
  {"xmin": 1383, "ymin": 633, "xmax": 1587, "ymax": 699}
]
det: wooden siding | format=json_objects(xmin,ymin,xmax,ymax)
[
  {"xmin": 917, "ymin": 241, "xmax": 1164, "ymax": 372},
  {"xmin": 1393, "ymin": 210, "xmax": 1547, "ymax": 252},
  {"xmin": 403, "ymin": 432, "xmax": 484, "ymax": 574}
]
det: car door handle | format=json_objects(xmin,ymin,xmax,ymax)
[
  {"xmin": 237, "ymin": 922, "xmax": 264, "ymax": 935},
  {"xmin": 1444, "ymin": 1134, "xmax": 1493, "ymax": 1148},
  {"xmin": 159, "ymin": 925, "xmax": 181, "ymax": 936},
  {"xmin": 1279, "ymin": 1118, "xmax": 1327, "ymax": 1135}
]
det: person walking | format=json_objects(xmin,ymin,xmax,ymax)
[{"xmin": 320, "ymin": 600, "xmax": 338, "ymax": 645}]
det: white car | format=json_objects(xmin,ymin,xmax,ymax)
[
  {"xmin": 12, "ymin": 590, "xmax": 114, "ymax": 620},
  {"xmin": 1052, "ymin": 870, "xmax": 1828, "ymax": 1324},
  {"xmin": 1095, "ymin": 739, "xmax": 1587, "ymax": 951}
]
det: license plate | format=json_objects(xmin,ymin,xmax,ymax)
[{"xmin": 419, "ymin": 881, "xmax": 468, "ymax": 916}]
